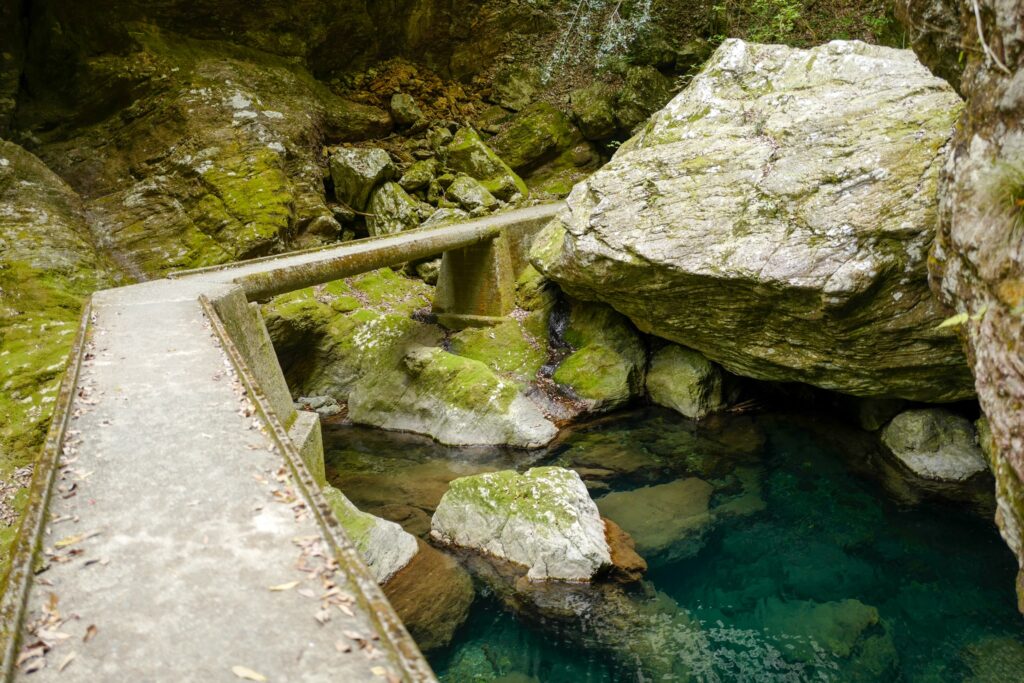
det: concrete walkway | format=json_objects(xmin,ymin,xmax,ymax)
[
  {"xmin": 5, "ymin": 204, "xmax": 563, "ymax": 681},
  {"xmin": 15, "ymin": 281, "xmax": 422, "ymax": 681}
]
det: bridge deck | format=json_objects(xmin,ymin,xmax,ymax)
[{"xmin": 4, "ymin": 204, "xmax": 563, "ymax": 681}]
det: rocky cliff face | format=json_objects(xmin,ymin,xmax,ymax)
[
  {"xmin": 533, "ymin": 39, "xmax": 972, "ymax": 402},
  {"xmin": 896, "ymin": 0, "xmax": 1024, "ymax": 610}
]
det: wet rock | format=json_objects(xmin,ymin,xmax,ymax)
[
  {"xmin": 323, "ymin": 485, "xmax": 418, "ymax": 584},
  {"xmin": 366, "ymin": 181, "xmax": 421, "ymax": 235},
  {"xmin": 646, "ymin": 345, "xmax": 724, "ymax": 419},
  {"xmin": 444, "ymin": 127, "xmax": 527, "ymax": 201},
  {"xmin": 446, "ymin": 174, "xmax": 498, "ymax": 213},
  {"xmin": 491, "ymin": 102, "xmax": 583, "ymax": 173},
  {"xmin": 533, "ymin": 39, "xmax": 972, "ymax": 402},
  {"xmin": 348, "ymin": 347, "xmax": 557, "ymax": 448},
  {"xmin": 398, "ymin": 158, "xmax": 438, "ymax": 193},
  {"xmin": 475, "ymin": 104, "xmax": 513, "ymax": 134},
  {"xmin": 330, "ymin": 147, "xmax": 396, "ymax": 212},
  {"xmin": 596, "ymin": 478, "xmax": 714, "ymax": 562},
  {"xmin": 551, "ymin": 299, "xmax": 646, "ymax": 413},
  {"xmin": 431, "ymin": 467, "xmax": 611, "ymax": 581},
  {"xmin": 881, "ymin": 408, "xmax": 988, "ymax": 482},
  {"xmin": 414, "ymin": 258, "xmax": 441, "ymax": 285},
  {"xmin": 390, "ymin": 92, "xmax": 423, "ymax": 127},
  {"xmin": 603, "ymin": 518, "xmax": 646, "ymax": 583},
  {"xmin": 381, "ymin": 539, "xmax": 474, "ymax": 651}
]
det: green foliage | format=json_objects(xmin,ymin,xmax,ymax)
[{"xmin": 710, "ymin": 0, "xmax": 899, "ymax": 48}]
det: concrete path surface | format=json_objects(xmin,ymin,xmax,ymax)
[{"xmin": 13, "ymin": 281, "xmax": 428, "ymax": 682}]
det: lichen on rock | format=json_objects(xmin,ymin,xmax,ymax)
[
  {"xmin": 431, "ymin": 466, "xmax": 612, "ymax": 581},
  {"xmin": 533, "ymin": 39, "xmax": 972, "ymax": 402}
]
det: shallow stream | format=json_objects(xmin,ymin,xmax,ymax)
[{"xmin": 324, "ymin": 408, "xmax": 1024, "ymax": 682}]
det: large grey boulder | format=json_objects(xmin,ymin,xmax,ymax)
[
  {"xmin": 881, "ymin": 409, "xmax": 988, "ymax": 482},
  {"xmin": 330, "ymin": 147, "xmax": 396, "ymax": 212},
  {"xmin": 431, "ymin": 467, "xmax": 611, "ymax": 581},
  {"xmin": 532, "ymin": 39, "xmax": 973, "ymax": 402}
]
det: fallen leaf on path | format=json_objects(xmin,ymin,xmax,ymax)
[
  {"xmin": 231, "ymin": 665, "xmax": 267, "ymax": 681},
  {"xmin": 58, "ymin": 652, "xmax": 77, "ymax": 672},
  {"xmin": 268, "ymin": 581, "xmax": 299, "ymax": 592},
  {"xmin": 83, "ymin": 625, "xmax": 98, "ymax": 643}
]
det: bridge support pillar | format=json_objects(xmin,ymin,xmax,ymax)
[{"xmin": 433, "ymin": 233, "xmax": 516, "ymax": 329}]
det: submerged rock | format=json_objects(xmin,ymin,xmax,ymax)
[
  {"xmin": 431, "ymin": 467, "xmax": 611, "ymax": 581},
  {"xmin": 646, "ymin": 345, "xmax": 725, "ymax": 419},
  {"xmin": 596, "ymin": 478, "xmax": 714, "ymax": 562},
  {"xmin": 881, "ymin": 408, "xmax": 988, "ymax": 482},
  {"xmin": 533, "ymin": 39, "xmax": 972, "ymax": 402},
  {"xmin": 323, "ymin": 486, "xmax": 472, "ymax": 651},
  {"xmin": 330, "ymin": 147, "xmax": 396, "ymax": 211},
  {"xmin": 348, "ymin": 347, "xmax": 557, "ymax": 448},
  {"xmin": 380, "ymin": 539, "xmax": 474, "ymax": 651}
]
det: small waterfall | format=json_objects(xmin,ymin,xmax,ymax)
[{"xmin": 542, "ymin": 0, "xmax": 654, "ymax": 83}]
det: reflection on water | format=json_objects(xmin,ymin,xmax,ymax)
[{"xmin": 323, "ymin": 409, "xmax": 1024, "ymax": 682}]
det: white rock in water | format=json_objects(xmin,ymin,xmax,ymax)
[
  {"xmin": 323, "ymin": 486, "xmax": 418, "ymax": 584},
  {"xmin": 532, "ymin": 39, "xmax": 972, "ymax": 402},
  {"xmin": 881, "ymin": 408, "xmax": 988, "ymax": 482},
  {"xmin": 431, "ymin": 467, "xmax": 611, "ymax": 581}
]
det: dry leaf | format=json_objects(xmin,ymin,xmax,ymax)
[
  {"xmin": 370, "ymin": 667, "xmax": 387, "ymax": 677},
  {"xmin": 231, "ymin": 665, "xmax": 267, "ymax": 681},
  {"xmin": 58, "ymin": 652, "xmax": 77, "ymax": 672},
  {"xmin": 83, "ymin": 625, "xmax": 98, "ymax": 643},
  {"xmin": 268, "ymin": 581, "xmax": 299, "ymax": 592},
  {"xmin": 335, "ymin": 640, "xmax": 352, "ymax": 653}
]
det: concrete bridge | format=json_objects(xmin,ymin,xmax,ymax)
[{"xmin": 0, "ymin": 203, "xmax": 562, "ymax": 682}]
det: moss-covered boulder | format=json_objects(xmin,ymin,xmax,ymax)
[
  {"xmin": 262, "ymin": 268, "xmax": 438, "ymax": 400},
  {"xmin": 329, "ymin": 147, "xmax": 396, "ymax": 211},
  {"xmin": 552, "ymin": 299, "xmax": 646, "ymax": 412},
  {"xmin": 446, "ymin": 174, "xmax": 497, "ymax": 213},
  {"xmin": 491, "ymin": 102, "xmax": 583, "ymax": 173},
  {"xmin": 399, "ymin": 158, "xmax": 438, "ymax": 193},
  {"xmin": 533, "ymin": 39, "xmax": 972, "ymax": 402},
  {"xmin": 323, "ymin": 484, "xmax": 418, "ymax": 584},
  {"xmin": 366, "ymin": 181, "xmax": 422, "ymax": 235},
  {"xmin": 444, "ymin": 127, "xmax": 527, "ymax": 201},
  {"xmin": 21, "ymin": 28, "xmax": 389, "ymax": 277},
  {"xmin": 881, "ymin": 408, "xmax": 988, "ymax": 482},
  {"xmin": 0, "ymin": 140, "xmax": 121, "ymax": 564},
  {"xmin": 570, "ymin": 82, "xmax": 619, "ymax": 141},
  {"xmin": 646, "ymin": 345, "xmax": 725, "ymax": 419},
  {"xmin": 348, "ymin": 347, "xmax": 557, "ymax": 448},
  {"xmin": 613, "ymin": 65, "xmax": 674, "ymax": 133},
  {"xmin": 431, "ymin": 467, "xmax": 612, "ymax": 581},
  {"xmin": 448, "ymin": 318, "xmax": 547, "ymax": 385}
]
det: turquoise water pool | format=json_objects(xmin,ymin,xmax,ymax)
[{"xmin": 324, "ymin": 409, "xmax": 1024, "ymax": 682}]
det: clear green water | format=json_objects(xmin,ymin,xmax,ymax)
[{"xmin": 324, "ymin": 409, "xmax": 1024, "ymax": 682}]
